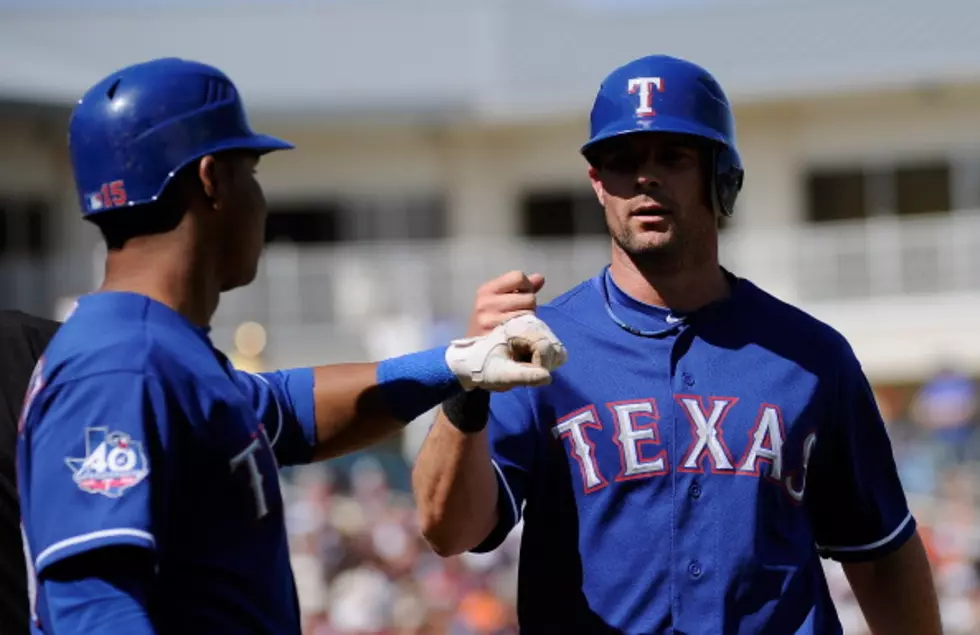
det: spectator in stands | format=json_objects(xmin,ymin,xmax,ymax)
[
  {"xmin": 282, "ymin": 459, "xmax": 522, "ymax": 635},
  {"xmin": 910, "ymin": 365, "xmax": 979, "ymax": 465}
]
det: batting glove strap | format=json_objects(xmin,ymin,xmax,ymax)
[{"xmin": 441, "ymin": 388, "xmax": 491, "ymax": 434}]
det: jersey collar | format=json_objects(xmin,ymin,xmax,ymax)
[
  {"xmin": 74, "ymin": 291, "xmax": 213, "ymax": 344},
  {"xmin": 597, "ymin": 265, "xmax": 742, "ymax": 337}
]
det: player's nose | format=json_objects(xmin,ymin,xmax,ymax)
[
  {"xmin": 635, "ymin": 168, "xmax": 663, "ymax": 192},
  {"xmin": 634, "ymin": 152, "xmax": 665, "ymax": 190}
]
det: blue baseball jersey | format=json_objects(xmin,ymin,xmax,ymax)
[
  {"xmin": 474, "ymin": 268, "xmax": 914, "ymax": 634},
  {"xmin": 17, "ymin": 292, "xmax": 317, "ymax": 634}
]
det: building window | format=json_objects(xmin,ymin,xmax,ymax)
[
  {"xmin": 805, "ymin": 169, "xmax": 867, "ymax": 223},
  {"xmin": 894, "ymin": 162, "xmax": 950, "ymax": 216},
  {"xmin": 804, "ymin": 160, "xmax": 953, "ymax": 222},
  {"xmin": 265, "ymin": 203, "xmax": 344, "ymax": 244},
  {"xmin": 0, "ymin": 198, "xmax": 51, "ymax": 314},
  {"xmin": 520, "ymin": 190, "xmax": 605, "ymax": 238},
  {"xmin": 265, "ymin": 196, "xmax": 448, "ymax": 245},
  {"xmin": 0, "ymin": 198, "xmax": 49, "ymax": 256}
]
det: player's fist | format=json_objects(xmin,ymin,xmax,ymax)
[
  {"xmin": 467, "ymin": 270, "xmax": 546, "ymax": 337},
  {"xmin": 446, "ymin": 313, "xmax": 568, "ymax": 392}
]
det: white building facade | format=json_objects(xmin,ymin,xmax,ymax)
[{"xmin": 1, "ymin": 0, "xmax": 979, "ymax": 382}]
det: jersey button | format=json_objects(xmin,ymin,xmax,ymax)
[
  {"xmin": 689, "ymin": 482, "xmax": 702, "ymax": 499},
  {"xmin": 682, "ymin": 372, "xmax": 695, "ymax": 387},
  {"xmin": 689, "ymin": 561, "xmax": 702, "ymax": 578}
]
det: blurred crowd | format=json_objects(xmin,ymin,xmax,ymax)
[
  {"xmin": 281, "ymin": 454, "xmax": 521, "ymax": 635},
  {"xmin": 269, "ymin": 355, "xmax": 979, "ymax": 634},
  {"xmin": 831, "ymin": 366, "xmax": 980, "ymax": 634}
]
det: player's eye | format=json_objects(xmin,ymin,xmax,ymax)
[
  {"xmin": 657, "ymin": 146, "xmax": 697, "ymax": 168},
  {"xmin": 603, "ymin": 148, "xmax": 646, "ymax": 174}
]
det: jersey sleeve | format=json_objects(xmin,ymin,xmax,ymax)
[
  {"xmin": 20, "ymin": 372, "xmax": 166, "ymax": 577},
  {"xmin": 41, "ymin": 547, "xmax": 155, "ymax": 635},
  {"xmin": 805, "ymin": 342, "xmax": 916, "ymax": 562},
  {"xmin": 470, "ymin": 387, "xmax": 539, "ymax": 554},
  {"xmin": 232, "ymin": 368, "xmax": 316, "ymax": 467}
]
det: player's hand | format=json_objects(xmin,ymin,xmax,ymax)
[
  {"xmin": 467, "ymin": 270, "xmax": 546, "ymax": 336},
  {"xmin": 446, "ymin": 313, "xmax": 567, "ymax": 392}
]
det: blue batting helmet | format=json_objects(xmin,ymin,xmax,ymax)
[
  {"xmin": 581, "ymin": 55, "xmax": 744, "ymax": 217},
  {"xmin": 69, "ymin": 57, "xmax": 294, "ymax": 217}
]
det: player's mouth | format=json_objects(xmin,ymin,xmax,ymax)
[{"xmin": 630, "ymin": 203, "xmax": 672, "ymax": 221}]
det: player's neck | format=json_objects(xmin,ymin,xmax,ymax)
[
  {"xmin": 609, "ymin": 249, "xmax": 729, "ymax": 313},
  {"xmin": 99, "ymin": 238, "xmax": 221, "ymax": 328}
]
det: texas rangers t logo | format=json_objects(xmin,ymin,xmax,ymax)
[
  {"xmin": 627, "ymin": 77, "xmax": 664, "ymax": 117},
  {"xmin": 65, "ymin": 427, "xmax": 150, "ymax": 498}
]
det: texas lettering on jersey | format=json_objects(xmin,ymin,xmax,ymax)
[{"xmin": 553, "ymin": 396, "xmax": 816, "ymax": 501}]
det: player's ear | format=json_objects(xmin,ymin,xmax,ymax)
[
  {"xmin": 198, "ymin": 155, "xmax": 218, "ymax": 205},
  {"xmin": 588, "ymin": 167, "xmax": 605, "ymax": 206}
]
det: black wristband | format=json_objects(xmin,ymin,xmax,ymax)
[{"xmin": 441, "ymin": 389, "xmax": 491, "ymax": 434}]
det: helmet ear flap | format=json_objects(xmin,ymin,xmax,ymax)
[{"xmin": 713, "ymin": 146, "xmax": 744, "ymax": 218}]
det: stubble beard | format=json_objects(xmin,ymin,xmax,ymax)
[{"xmin": 612, "ymin": 224, "xmax": 688, "ymax": 274}]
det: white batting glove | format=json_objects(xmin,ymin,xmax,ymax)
[{"xmin": 445, "ymin": 313, "xmax": 568, "ymax": 392}]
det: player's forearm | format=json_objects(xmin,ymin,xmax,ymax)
[
  {"xmin": 308, "ymin": 347, "xmax": 462, "ymax": 461},
  {"xmin": 412, "ymin": 411, "xmax": 500, "ymax": 557},
  {"xmin": 842, "ymin": 532, "xmax": 943, "ymax": 635},
  {"xmin": 308, "ymin": 362, "xmax": 413, "ymax": 460},
  {"xmin": 308, "ymin": 328, "xmax": 560, "ymax": 461}
]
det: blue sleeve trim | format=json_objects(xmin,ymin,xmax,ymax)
[
  {"xmin": 816, "ymin": 512, "xmax": 916, "ymax": 563},
  {"xmin": 35, "ymin": 529, "xmax": 155, "ymax": 574},
  {"xmin": 376, "ymin": 346, "xmax": 462, "ymax": 423},
  {"xmin": 281, "ymin": 367, "xmax": 317, "ymax": 449}
]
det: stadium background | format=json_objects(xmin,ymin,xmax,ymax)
[{"xmin": 2, "ymin": 0, "xmax": 980, "ymax": 632}]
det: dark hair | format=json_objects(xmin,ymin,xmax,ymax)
[{"xmin": 89, "ymin": 163, "xmax": 200, "ymax": 250}]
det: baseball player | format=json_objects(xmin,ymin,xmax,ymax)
[
  {"xmin": 412, "ymin": 55, "xmax": 942, "ymax": 634},
  {"xmin": 16, "ymin": 58, "xmax": 566, "ymax": 635},
  {"xmin": 0, "ymin": 310, "xmax": 59, "ymax": 635}
]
